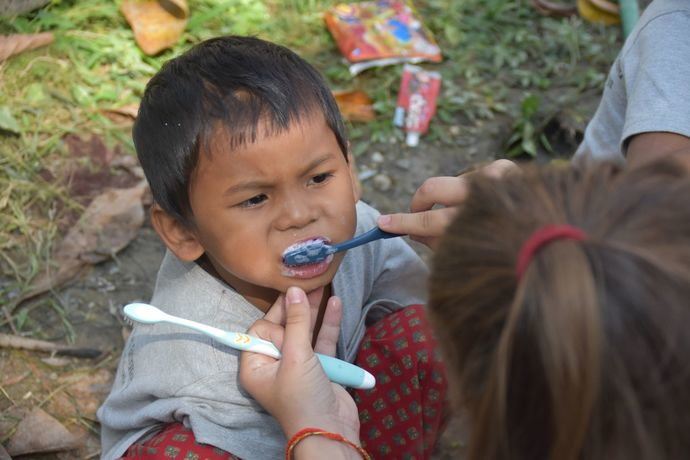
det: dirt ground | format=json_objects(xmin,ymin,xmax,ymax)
[{"xmin": 0, "ymin": 87, "xmax": 597, "ymax": 458}]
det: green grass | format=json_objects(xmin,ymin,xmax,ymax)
[{"xmin": 0, "ymin": 0, "xmax": 621, "ymax": 315}]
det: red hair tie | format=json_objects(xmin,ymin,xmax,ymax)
[{"xmin": 516, "ymin": 224, "xmax": 585, "ymax": 279}]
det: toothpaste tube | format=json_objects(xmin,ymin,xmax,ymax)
[
  {"xmin": 394, "ymin": 64, "xmax": 441, "ymax": 147},
  {"xmin": 393, "ymin": 66, "xmax": 415, "ymax": 127}
]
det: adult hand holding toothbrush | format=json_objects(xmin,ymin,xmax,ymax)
[{"xmin": 240, "ymin": 287, "xmax": 364, "ymax": 459}]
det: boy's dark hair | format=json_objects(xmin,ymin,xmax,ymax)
[
  {"xmin": 430, "ymin": 160, "xmax": 690, "ymax": 460},
  {"xmin": 133, "ymin": 36, "xmax": 348, "ymax": 225}
]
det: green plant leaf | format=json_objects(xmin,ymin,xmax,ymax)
[
  {"xmin": 0, "ymin": 106, "xmax": 22, "ymax": 134},
  {"xmin": 521, "ymin": 94, "xmax": 540, "ymax": 118},
  {"xmin": 25, "ymin": 83, "xmax": 48, "ymax": 104},
  {"xmin": 444, "ymin": 24, "xmax": 462, "ymax": 46},
  {"xmin": 15, "ymin": 309, "xmax": 29, "ymax": 332},
  {"xmin": 521, "ymin": 136, "xmax": 537, "ymax": 156},
  {"xmin": 93, "ymin": 84, "xmax": 119, "ymax": 102},
  {"xmin": 71, "ymin": 85, "xmax": 92, "ymax": 106},
  {"xmin": 540, "ymin": 132, "xmax": 554, "ymax": 153}
]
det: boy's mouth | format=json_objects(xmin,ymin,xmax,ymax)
[
  {"xmin": 281, "ymin": 255, "xmax": 334, "ymax": 279},
  {"xmin": 281, "ymin": 237, "xmax": 333, "ymax": 279}
]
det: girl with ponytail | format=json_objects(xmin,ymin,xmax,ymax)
[{"xmin": 430, "ymin": 158, "xmax": 690, "ymax": 460}]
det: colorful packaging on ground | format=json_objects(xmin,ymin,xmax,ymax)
[
  {"xmin": 395, "ymin": 64, "xmax": 441, "ymax": 147},
  {"xmin": 324, "ymin": 0, "xmax": 442, "ymax": 75}
]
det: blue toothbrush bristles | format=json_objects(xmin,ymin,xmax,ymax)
[{"xmin": 283, "ymin": 240, "xmax": 332, "ymax": 266}]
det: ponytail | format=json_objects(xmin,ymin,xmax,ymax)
[{"xmin": 429, "ymin": 159, "xmax": 690, "ymax": 460}]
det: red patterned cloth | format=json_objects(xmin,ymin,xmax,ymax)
[
  {"xmin": 351, "ymin": 304, "xmax": 448, "ymax": 459},
  {"xmin": 123, "ymin": 423, "xmax": 240, "ymax": 459},
  {"xmin": 122, "ymin": 304, "xmax": 447, "ymax": 459}
]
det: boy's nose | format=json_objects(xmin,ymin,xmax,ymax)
[{"xmin": 274, "ymin": 193, "xmax": 318, "ymax": 231}]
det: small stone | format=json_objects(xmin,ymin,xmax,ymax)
[
  {"xmin": 42, "ymin": 357, "xmax": 71, "ymax": 367},
  {"xmin": 449, "ymin": 125, "xmax": 461, "ymax": 136},
  {"xmin": 358, "ymin": 168, "xmax": 377, "ymax": 181},
  {"xmin": 371, "ymin": 151, "xmax": 384, "ymax": 164},
  {"xmin": 456, "ymin": 136, "xmax": 474, "ymax": 146},
  {"xmin": 372, "ymin": 174, "xmax": 392, "ymax": 192},
  {"xmin": 395, "ymin": 159, "xmax": 411, "ymax": 170}
]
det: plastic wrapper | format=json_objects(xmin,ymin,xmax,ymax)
[{"xmin": 324, "ymin": 0, "xmax": 442, "ymax": 75}]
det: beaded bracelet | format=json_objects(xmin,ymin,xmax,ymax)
[{"xmin": 285, "ymin": 427, "xmax": 371, "ymax": 459}]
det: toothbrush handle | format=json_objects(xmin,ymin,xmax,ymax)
[
  {"xmin": 333, "ymin": 227, "xmax": 402, "ymax": 252},
  {"xmin": 125, "ymin": 305, "xmax": 376, "ymax": 389},
  {"xmin": 316, "ymin": 353, "xmax": 375, "ymax": 390},
  {"xmin": 224, "ymin": 332, "xmax": 375, "ymax": 389}
]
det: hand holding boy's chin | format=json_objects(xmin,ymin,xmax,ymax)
[{"xmin": 281, "ymin": 280, "xmax": 331, "ymax": 311}]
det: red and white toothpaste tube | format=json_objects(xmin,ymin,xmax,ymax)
[
  {"xmin": 393, "ymin": 65, "xmax": 416, "ymax": 127},
  {"xmin": 394, "ymin": 64, "xmax": 441, "ymax": 147}
]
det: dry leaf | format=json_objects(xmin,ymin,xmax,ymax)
[
  {"xmin": 0, "ymin": 32, "xmax": 54, "ymax": 62},
  {"xmin": 0, "ymin": 182, "xmax": 12, "ymax": 211},
  {"xmin": 0, "ymin": 442, "xmax": 10, "ymax": 460},
  {"xmin": 102, "ymin": 103, "xmax": 140, "ymax": 124},
  {"xmin": 58, "ymin": 134, "xmax": 142, "ymax": 203},
  {"xmin": 0, "ymin": 0, "xmax": 50, "ymax": 17},
  {"xmin": 14, "ymin": 182, "xmax": 148, "ymax": 306},
  {"xmin": 589, "ymin": 0, "xmax": 619, "ymax": 14},
  {"xmin": 121, "ymin": 0, "xmax": 188, "ymax": 55},
  {"xmin": 63, "ymin": 133, "xmax": 114, "ymax": 167},
  {"xmin": 54, "ymin": 369, "xmax": 112, "ymax": 420},
  {"xmin": 577, "ymin": 0, "xmax": 620, "ymax": 25},
  {"xmin": 333, "ymin": 90, "xmax": 376, "ymax": 122},
  {"xmin": 532, "ymin": 0, "xmax": 578, "ymax": 17},
  {"xmin": 68, "ymin": 182, "xmax": 147, "ymax": 264},
  {"xmin": 6, "ymin": 408, "xmax": 82, "ymax": 456},
  {"xmin": 159, "ymin": 0, "xmax": 188, "ymax": 18}
]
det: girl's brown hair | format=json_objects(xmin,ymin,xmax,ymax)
[{"xmin": 429, "ymin": 160, "xmax": 690, "ymax": 460}]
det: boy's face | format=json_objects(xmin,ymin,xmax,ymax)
[{"xmin": 186, "ymin": 114, "xmax": 357, "ymax": 311}]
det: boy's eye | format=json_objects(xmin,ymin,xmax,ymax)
[
  {"xmin": 239, "ymin": 194, "xmax": 267, "ymax": 208},
  {"xmin": 310, "ymin": 173, "xmax": 333, "ymax": 185}
]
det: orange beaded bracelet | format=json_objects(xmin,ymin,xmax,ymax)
[{"xmin": 285, "ymin": 427, "xmax": 371, "ymax": 459}]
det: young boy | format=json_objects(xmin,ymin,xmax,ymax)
[{"xmin": 97, "ymin": 36, "xmax": 430, "ymax": 459}]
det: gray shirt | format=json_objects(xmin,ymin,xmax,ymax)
[
  {"xmin": 97, "ymin": 201, "xmax": 428, "ymax": 459},
  {"xmin": 575, "ymin": 0, "xmax": 690, "ymax": 163}
]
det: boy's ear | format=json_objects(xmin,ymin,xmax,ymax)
[
  {"xmin": 150, "ymin": 203, "xmax": 204, "ymax": 262},
  {"xmin": 347, "ymin": 150, "xmax": 362, "ymax": 202}
]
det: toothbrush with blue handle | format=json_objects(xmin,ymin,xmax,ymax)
[
  {"xmin": 123, "ymin": 302, "xmax": 375, "ymax": 390},
  {"xmin": 283, "ymin": 227, "xmax": 402, "ymax": 266}
]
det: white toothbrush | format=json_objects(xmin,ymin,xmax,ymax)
[{"xmin": 123, "ymin": 302, "xmax": 376, "ymax": 390}]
